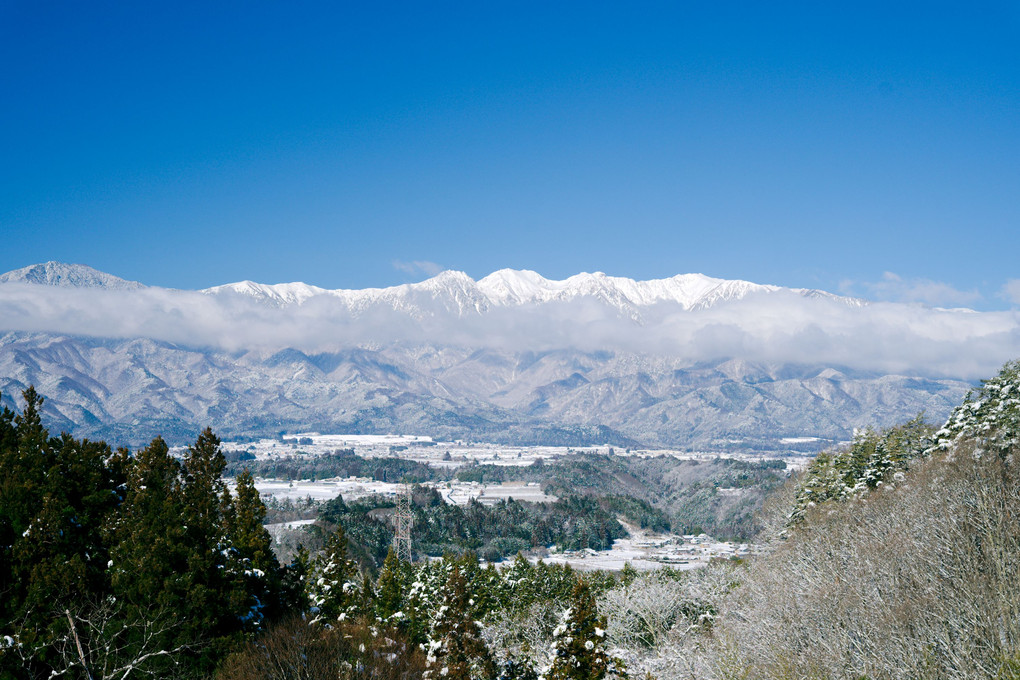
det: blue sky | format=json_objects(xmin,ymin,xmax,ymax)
[{"xmin": 1, "ymin": 2, "xmax": 1017, "ymax": 308}]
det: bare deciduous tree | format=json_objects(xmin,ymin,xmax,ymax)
[
  {"xmin": 688, "ymin": 441, "xmax": 1020, "ymax": 680},
  {"xmin": 8, "ymin": 597, "xmax": 190, "ymax": 680}
]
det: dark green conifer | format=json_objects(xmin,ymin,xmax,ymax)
[
  {"xmin": 108, "ymin": 436, "xmax": 191, "ymax": 668},
  {"xmin": 376, "ymin": 547, "xmax": 406, "ymax": 621},
  {"xmin": 225, "ymin": 468, "xmax": 283, "ymax": 623},
  {"xmin": 425, "ymin": 564, "xmax": 495, "ymax": 680},
  {"xmin": 546, "ymin": 578, "xmax": 625, "ymax": 680},
  {"xmin": 306, "ymin": 523, "xmax": 360, "ymax": 625},
  {"xmin": 1, "ymin": 387, "xmax": 52, "ymax": 624},
  {"xmin": 14, "ymin": 435, "xmax": 120, "ymax": 621}
]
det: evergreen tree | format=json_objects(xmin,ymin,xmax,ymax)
[
  {"xmin": 424, "ymin": 564, "xmax": 495, "ymax": 680},
  {"xmin": 111, "ymin": 430, "xmax": 250, "ymax": 672},
  {"xmin": 2, "ymin": 391, "xmax": 131, "ymax": 672},
  {"xmin": 933, "ymin": 359, "xmax": 1020, "ymax": 454},
  {"xmin": 225, "ymin": 468, "xmax": 283, "ymax": 624},
  {"xmin": 0, "ymin": 393, "xmax": 301, "ymax": 677},
  {"xmin": 306, "ymin": 523, "xmax": 361, "ymax": 625},
  {"xmin": 0, "ymin": 388, "xmax": 52, "ymax": 628},
  {"xmin": 181, "ymin": 427, "xmax": 228, "ymax": 542},
  {"xmin": 108, "ymin": 436, "xmax": 192, "ymax": 670},
  {"xmin": 376, "ymin": 547, "xmax": 407, "ymax": 621},
  {"xmin": 790, "ymin": 415, "xmax": 934, "ymax": 526},
  {"xmin": 279, "ymin": 544, "xmax": 311, "ymax": 614},
  {"xmin": 546, "ymin": 578, "xmax": 625, "ymax": 680},
  {"xmin": 13, "ymin": 435, "xmax": 121, "ymax": 625},
  {"xmin": 178, "ymin": 427, "xmax": 252, "ymax": 665}
]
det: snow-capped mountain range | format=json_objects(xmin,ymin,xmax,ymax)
[
  {"xmin": 1, "ymin": 262, "xmax": 1013, "ymax": 449},
  {"xmin": 204, "ymin": 267, "xmax": 864, "ymax": 318}
]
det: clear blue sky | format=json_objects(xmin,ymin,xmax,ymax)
[{"xmin": 1, "ymin": 2, "xmax": 1017, "ymax": 308}]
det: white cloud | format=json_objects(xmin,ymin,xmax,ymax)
[
  {"xmin": 1000, "ymin": 279, "xmax": 1020, "ymax": 306},
  {"xmin": 846, "ymin": 272, "xmax": 982, "ymax": 308},
  {"xmin": 392, "ymin": 260, "xmax": 444, "ymax": 277},
  {"xmin": 0, "ymin": 280, "xmax": 1018, "ymax": 380}
]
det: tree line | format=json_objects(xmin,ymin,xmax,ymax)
[
  {"xmin": 0, "ymin": 387, "xmax": 633, "ymax": 679},
  {"xmin": 0, "ymin": 388, "xmax": 294, "ymax": 677}
]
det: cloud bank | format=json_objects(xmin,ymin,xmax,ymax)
[{"xmin": 1, "ymin": 280, "xmax": 1018, "ymax": 380}]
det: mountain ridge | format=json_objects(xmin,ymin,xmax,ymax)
[
  {"xmin": 0, "ymin": 261, "xmax": 144, "ymax": 290},
  {"xmin": 0, "ymin": 330, "xmax": 972, "ymax": 450},
  {"xmin": 203, "ymin": 267, "xmax": 869, "ymax": 315},
  {"xmin": 0, "ymin": 261, "xmax": 867, "ymax": 315},
  {"xmin": 0, "ymin": 262, "xmax": 1000, "ymax": 450}
]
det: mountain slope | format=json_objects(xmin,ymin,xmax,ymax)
[
  {"xmin": 0, "ymin": 263, "xmax": 994, "ymax": 448},
  {"xmin": 0, "ymin": 261, "xmax": 144, "ymax": 290},
  {"xmin": 0, "ymin": 332, "xmax": 969, "ymax": 449}
]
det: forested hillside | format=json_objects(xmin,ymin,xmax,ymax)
[
  {"xmin": 0, "ymin": 389, "xmax": 289, "ymax": 676},
  {"xmin": 639, "ymin": 361, "xmax": 1020, "ymax": 678}
]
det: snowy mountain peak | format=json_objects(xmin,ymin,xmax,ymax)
[
  {"xmin": 416, "ymin": 269, "xmax": 478, "ymax": 294},
  {"xmin": 204, "ymin": 280, "xmax": 326, "ymax": 305},
  {"xmin": 0, "ymin": 262, "xmax": 144, "ymax": 290},
  {"xmin": 478, "ymin": 270, "xmax": 775, "ymax": 310},
  {"xmin": 477, "ymin": 269, "xmax": 552, "ymax": 305}
]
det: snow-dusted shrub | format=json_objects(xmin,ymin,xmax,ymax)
[{"xmin": 705, "ymin": 438, "xmax": 1020, "ymax": 679}]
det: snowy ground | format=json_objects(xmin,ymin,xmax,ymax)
[
  {"xmin": 252, "ymin": 478, "xmax": 747, "ymax": 573},
  {"xmin": 242, "ymin": 477, "xmax": 556, "ymax": 506},
  {"xmin": 219, "ymin": 432, "xmax": 772, "ymax": 572},
  {"xmin": 263, "ymin": 518, "xmax": 316, "ymax": 543},
  {"xmin": 193, "ymin": 431, "xmax": 811, "ymax": 471},
  {"xmin": 245, "ymin": 477, "xmax": 404, "ymax": 502},
  {"xmin": 525, "ymin": 526, "xmax": 749, "ymax": 572}
]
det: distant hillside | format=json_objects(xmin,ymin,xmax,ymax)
[{"xmin": 0, "ymin": 262, "xmax": 996, "ymax": 448}]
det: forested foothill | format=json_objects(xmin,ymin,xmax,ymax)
[
  {"xmin": 259, "ymin": 448, "xmax": 784, "ymax": 570},
  {"xmin": 454, "ymin": 453, "xmax": 786, "ymax": 541},
  {"xmin": 5, "ymin": 360, "xmax": 1020, "ymax": 678},
  {"xmin": 237, "ymin": 446, "xmax": 787, "ymax": 553},
  {"xmin": 225, "ymin": 451, "xmax": 444, "ymax": 484},
  {"xmin": 311, "ymin": 489, "xmax": 632, "ymax": 568}
]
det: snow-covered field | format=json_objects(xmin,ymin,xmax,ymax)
[
  {"xmin": 241, "ymin": 476, "xmax": 556, "ymax": 506},
  {"xmin": 523, "ymin": 529, "xmax": 749, "ymax": 572},
  {"xmin": 198, "ymin": 431, "xmax": 808, "ymax": 470},
  {"xmin": 219, "ymin": 432, "xmax": 769, "ymax": 572},
  {"xmin": 243, "ymin": 477, "xmax": 404, "ymax": 502}
]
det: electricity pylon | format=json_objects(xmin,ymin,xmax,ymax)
[{"xmin": 393, "ymin": 482, "xmax": 413, "ymax": 562}]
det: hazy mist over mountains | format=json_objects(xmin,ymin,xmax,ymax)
[{"xmin": 2, "ymin": 261, "xmax": 1015, "ymax": 448}]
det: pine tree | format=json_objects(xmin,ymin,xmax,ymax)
[
  {"xmin": 225, "ymin": 468, "xmax": 283, "ymax": 625},
  {"xmin": 376, "ymin": 547, "xmax": 407, "ymax": 621},
  {"xmin": 424, "ymin": 564, "xmax": 495, "ymax": 680},
  {"xmin": 546, "ymin": 578, "xmax": 625, "ymax": 680},
  {"xmin": 306, "ymin": 523, "xmax": 360, "ymax": 625}
]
